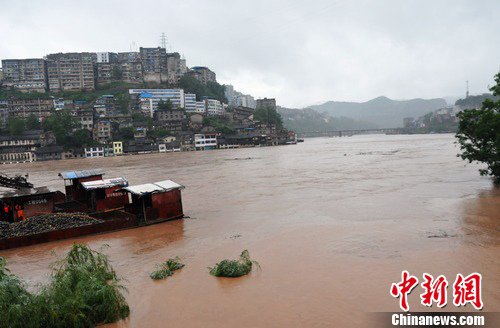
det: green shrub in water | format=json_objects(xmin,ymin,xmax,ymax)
[
  {"xmin": 209, "ymin": 250, "xmax": 260, "ymax": 277},
  {"xmin": 150, "ymin": 257, "xmax": 185, "ymax": 280},
  {"xmin": 0, "ymin": 244, "xmax": 129, "ymax": 328}
]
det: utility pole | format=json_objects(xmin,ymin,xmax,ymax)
[
  {"xmin": 160, "ymin": 33, "xmax": 168, "ymax": 49},
  {"xmin": 466, "ymin": 80, "xmax": 469, "ymax": 98}
]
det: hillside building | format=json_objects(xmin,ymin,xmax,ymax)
[
  {"xmin": 1, "ymin": 58, "xmax": 48, "ymax": 92},
  {"xmin": 45, "ymin": 53, "xmax": 96, "ymax": 91}
]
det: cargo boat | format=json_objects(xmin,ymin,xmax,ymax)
[{"xmin": 0, "ymin": 170, "xmax": 185, "ymax": 250}]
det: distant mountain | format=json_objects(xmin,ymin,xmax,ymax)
[
  {"xmin": 277, "ymin": 106, "xmax": 377, "ymax": 133},
  {"xmin": 308, "ymin": 96, "xmax": 447, "ymax": 128}
]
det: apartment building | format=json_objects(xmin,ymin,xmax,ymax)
[
  {"xmin": 139, "ymin": 47, "xmax": 168, "ymax": 83},
  {"xmin": 184, "ymin": 93, "xmax": 197, "ymax": 112},
  {"xmin": 256, "ymin": 97, "xmax": 277, "ymax": 110},
  {"xmin": 188, "ymin": 66, "xmax": 216, "ymax": 84},
  {"xmin": 129, "ymin": 89, "xmax": 185, "ymax": 117},
  {"xmin": 73, "ymin": 109, "xmax": 94, "ymax": 130},
  {"xmin": 0, "ymin": 101, "xmax": 8, "ymax": 129},
  {"xmin": 154, "ymin": 108, "xmax": 185, "ymax": 131},
  {"xmin": 166, "ymin": 52, "xmax": 187, "ymax": 84},
  {"xmin": 7, "ymin": 98, "xmax": 54, "ymax": 119},
  {"xmin": 194, "ymin": 133, "xmax": 218, "ymax": 150},
  {"xmin": 96, "ymin": 52, "xmax": 143, "ymax": 84},
  {"xmin": 205, "ymin": 99, "xmax": 224, "ymax": 116},
  {"xmin": 1, "ymin": 58, "xmax": 47, "ymax": 92},
  {"xmin": 0, "ymin": 130, "xmax": 55, "ymax": 164},
  {"xmin": 93, "ymin": 119, "xmax": 112, "ymax": 143},
  {"xmin": 45, "ymin": 53, "xmax": 96, "ymax": 91},
  {"xmin": 84, "ymin": 147, "xmax": 105, "ymax": 158}
]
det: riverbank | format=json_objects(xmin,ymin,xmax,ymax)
[{"xmin": 1, "ymin": 134, "xmax": 498, "ymax": 327}]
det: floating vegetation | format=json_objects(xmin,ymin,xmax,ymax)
[
  {"xmin": 0, "ymin": 244, "xmax": 129, "ymax": 328},
  {"xmin": 209, "ymin": 250, "xmax": 260, "ymax": 278},
  {"xmin": 150, "ymin": 257, "xmax": 185, "ymax": 280}
]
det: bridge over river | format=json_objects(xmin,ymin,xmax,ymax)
[{"xmin": 298, "ymin": 128, "xmax": 414, "ymax": 137}]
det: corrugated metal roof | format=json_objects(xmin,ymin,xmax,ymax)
[
  {"xmin": 59, "ymin": 169, "xmax": 105, "ymax": 180},
  {"xmin": 121, "ymin": 180, "xmax": 184, "ymax": 196},
  {"xmin": 81, "ymin": 177, "xmax": 128, "ymax": 190},
  {"xmin": 154, "ymin": 180, "xmax": 184, "ymax": 192},
  {"xmin": 0, "ymin": 186, "xmax": 54, "ymax": 198}
]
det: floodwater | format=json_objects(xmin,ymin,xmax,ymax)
[{"xmin": 1, "ymin": 134, "xmax": 499, "ymax": 327}]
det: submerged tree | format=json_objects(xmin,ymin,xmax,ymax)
[
  {"xmin": 0, "ymin": 244, "xmax": 129, "ymax": 328},
  {"xmin": 456, "ymin": 72, "xmax": 500, "ymax": 183}
]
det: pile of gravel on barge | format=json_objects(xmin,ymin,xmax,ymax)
[{"xmin": 0, "ymin": 213, "xmax": 103, "ymax": 239}]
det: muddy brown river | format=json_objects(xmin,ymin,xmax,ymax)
[{"xmin": 1, "ymin": 134, "xmax": 499, "ymax": 327}]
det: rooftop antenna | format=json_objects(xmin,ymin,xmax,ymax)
[
  {"xmin": 466, "ymin": 80, "xmax": 469, "ymax": 98},
  {"xmin": 160, "ymin": 33, "xmax": 168, "ymax": 49}
]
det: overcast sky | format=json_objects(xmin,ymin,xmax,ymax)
[{"xmin": 0, "ymin": 0, "xmax": 498, "ymax": 107}]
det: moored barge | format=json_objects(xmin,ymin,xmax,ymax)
[{"xmin": 0, "ymin": 170, "xmax": 185, "ymax": 250}]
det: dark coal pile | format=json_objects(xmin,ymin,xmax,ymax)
[{"xmin": 0, "ymin": 213, "xmax": 103, "ymax": 239}]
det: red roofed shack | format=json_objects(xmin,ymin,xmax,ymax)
[
  {"xmin": 80, "ymin": 177, "xmax": 129, "ymax": 212},
  {"xmin": 0, "ymin": 187, "xmax": 58, "ymax": 222},
  {"xmin": 58, "ymin": 169, "xmax": 104, "ymax": 202},
  {"xmin": 121, "ymin": 180, "xmax": 184, "ymax": 224}
]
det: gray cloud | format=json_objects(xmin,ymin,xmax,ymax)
[{"xmin": 0, "ymin": 0, "xmax": 499, "ymax": 107}]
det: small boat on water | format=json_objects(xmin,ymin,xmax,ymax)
[{"xmin": 0, "ymin": 170, "xmax": 185, "ymax": 250}]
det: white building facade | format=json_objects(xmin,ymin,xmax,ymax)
[
  {"xmin": 205, "ymin": 99, "xmax": 224, "ymax": 116},
  {"xmin": 129, "ymin": 89, "xmax": 186, "ymax": 117},
  {"xmin": 85, "ymin": 147, "xmax": 105, "ymax": 158},
  {"xmin": 194, "ymin": 133, "xmax": 218, "ymax": 150},
  {"xmin": 184, "ymin": 93, "xmax": 197, "ymax": 112}
]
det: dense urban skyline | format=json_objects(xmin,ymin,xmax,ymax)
[{"xmin": 0, "ymin": 0, "xmax": 499, "ymax": 107}]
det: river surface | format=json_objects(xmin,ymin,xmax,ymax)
[{"xmin": 1, "ymin": 134, "xmax": 499, "ymax": 327}]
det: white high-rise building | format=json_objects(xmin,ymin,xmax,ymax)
[
  {"xmin": 96, "ymin": 52, "xmax": 111, "ymax": 63},
  {"xmin": 184, "ymin": 93, "xmax": 197, "ymax": 112},
  {"xmin": 206, "ymin": 99, "xmax": 224, "ymax": 116},
  {"xmin": 129, "ymin": 89, "xmax": 186, "ymax": 117}
]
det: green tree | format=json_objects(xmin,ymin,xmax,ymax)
[
  {"xmin": 7, "ymin": 117, "xmax": 26, "ymax": 135},
  {"xmin": 115, "ymin": 93, "xmax": 130, "ymax": 114},
  {"xmin": 253, "ymin": 107, "xmax": 283, "ymax": 129},
  {"xmin": 115, "ymin": 127, "xmax": 135, "ymax": 141},
  {"xmin": 111, "ymin": 65, "xmax": 123, "ymax": 80},
  {"xmin": 25, "ymin": 114, "xmax": 41, "ymax": 130},
  {"xmin": 67, "ymin": 129, "xmax": 94, "ymax": 148},
  {"xmin": 456, "ymin": 72, "xmax": 500, "ymax": 183},
  {"xmin": 178, "ymin": 76, "xmax": 228, "ymax": 103},
  {"xmin": 43, "ymin": 111, "xmax": 78, "ymax": 146},
  {"xmin": 147, "ymin": 127, "xmax": 171, "ymax": 141},
  {"xmin": 157, "ymin": 99, "xmax": 173, "ymax": 111}
]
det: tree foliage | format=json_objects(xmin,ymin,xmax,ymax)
[
  {"xmin": 209, "ymin": 250, "xmax": 260, "ymax": 278},
  {"xmin": 253, "ymin": 107, "xmax": 283, "ymax": 129},
  {"xmin": 456, "ymin": 72, "xmax": 500, "ymax": 182},
  {"xmin": 178, "ymin": 76, "xmax": 227, "ymax": 103},
  {"xmin": 203, "ymin": 117, "xmax": 235, "ymax": 134},
  {"xmin": 157, "ymin": 99, "xmax": 173, "ymax": 111},
  {"xmin": 0, "ymin": 244, "xmax": 129, "ymax": 328},
  {"xmin": 6, "ymin": 117, "xmax": 26, "ymax": 135},
  {"xmin": 42, "ymin": 110, "xmax": 79, "ymax": 146}
]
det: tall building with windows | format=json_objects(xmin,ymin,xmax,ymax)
[
  {"xmin": 45, "ymin": 53, "xmax": 97, "ymax": 91},
  {"xmin": 166, "ymin": 52, "xmax": 187, "ymax": 84},
  {"xmin": 188, "ymin": 66, "xmax": 216, "ymax": 84},
  {"xmin": 256, "ymin": 98, "xmax": 277, "ymax": 110},
  {"xmin": 1, "ymin": 58, "xmax": 48, "ymax": 92},
  {"xmin": 139, "ymin": 47, "xmax": 168, "ymax": 83},
  {"xmin": 184, "ymin": 93, "xmax": 197, "ymax": 112},
  {"xmin": 205, "ymin": 99, "xmax": 224, "ymax": 116}
]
